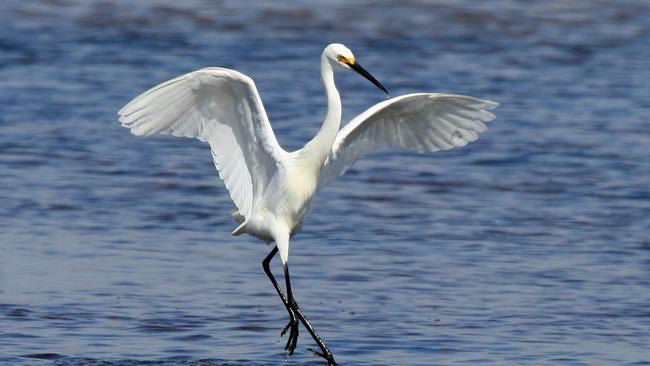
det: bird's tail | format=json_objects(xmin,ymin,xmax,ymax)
[{"xmin": 231, "ymin": 210, "xmax": 247, "ymax": 236}]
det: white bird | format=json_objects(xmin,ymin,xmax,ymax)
[{"xmin": 118, "ymin": 43, "xmax": 498, "ymax": 365}]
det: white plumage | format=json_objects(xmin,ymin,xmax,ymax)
[
  {"xmin": 118, "ymin": 43, "xmax": 498, "ymax": 365},
  {"xmin": 119, "ymin": 67, "xmax": 283, "ymax": 224},
  {"xmin": 319, "ymin": 93, "xmax": 497, "ymax": 188}
]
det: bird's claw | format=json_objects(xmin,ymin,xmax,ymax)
[
  {"xmin": 280, "ymin": 320, "xmax": 292, "ymax": 337},
  {"xmin": 281, "ymin": 311, "xmax": 300, "ymax": 355},
  {"xmin": 308, "ymin": 347, "xmax": 337, "ymax": 365}
]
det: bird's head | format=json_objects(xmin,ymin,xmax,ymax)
[{"xmin": 324, "ymin": 43, "xmax": 388, "ymax": 94}]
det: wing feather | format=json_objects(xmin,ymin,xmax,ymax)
[
  {"xmin": 118, "ymin": 67, "xmax": 284, "ymax": 219},
  {"xmin": 318, "ymin": 93, "xmax": 498, "ymax": 188}
]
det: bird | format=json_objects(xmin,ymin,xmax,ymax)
[{"xmin": 118, "ymin": 43, "xmax": 498, "ymax": 365}]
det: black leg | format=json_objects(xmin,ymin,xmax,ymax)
[
  {"xmin": 262, "ymin": 247, "xmax": 299, "ymax": 355},
  {"xmin": 284, "ymin": 264, "xmax": 337, "ymax": 366}
]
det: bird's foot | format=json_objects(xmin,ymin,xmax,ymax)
[
  {"xmin": 308, "ymin": 347, "xmax": 337, "ymax": 366},
  {"xmin": 281, "ymin": 309, "xmax": 299, "ymax": 355}
]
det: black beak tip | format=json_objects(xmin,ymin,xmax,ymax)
[{"xmin": 351, "ymin": 62, "xmax": 388, "ymax": 95}]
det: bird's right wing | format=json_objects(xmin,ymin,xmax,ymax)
[
  {"xmin": 318, "ymin": 93, "xmax": 498, "ymax": 188},
  {"xmin": 118, "ymin": 67, "xmax": 284, "ymax": 219}
]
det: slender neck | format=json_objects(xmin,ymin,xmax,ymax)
[{"xmin": 302, "ymin": 57, "xmax": 341, "ymax": 163}]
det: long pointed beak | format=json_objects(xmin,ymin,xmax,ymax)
[{"xmin": 350, "ymin": 62, "xmax": 388, "ymax": 94}]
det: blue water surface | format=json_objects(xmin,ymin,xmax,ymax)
[{"xmin": 1, "ymin": 1, "xmax": 649, "ymax": 365}]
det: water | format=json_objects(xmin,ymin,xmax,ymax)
[{"xmin": 1, "ymin": 0, "xmax": 649, "ymax": 365}]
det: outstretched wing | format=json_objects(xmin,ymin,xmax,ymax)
[
  {"xmin": 118, "ymin": 67, "xmax": 284, "ymax": 219},
  {"xmin": 318, "ymin": 93, "xmax": 498, "ymax": 188}
]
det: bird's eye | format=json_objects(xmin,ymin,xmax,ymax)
[{"xmin": 337, "ymin": 55, "xmax": 344, "ymax": 61}]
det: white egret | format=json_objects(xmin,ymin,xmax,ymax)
[{"xmin": 118, "ymin": 43, "xmax": 498, "ymax": 365}]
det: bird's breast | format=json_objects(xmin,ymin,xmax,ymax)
[
  {"xmin": 246, "ymin": 160, "xmax": 320, "ymax": 240},
  {"xmin": 279, "ymin": 165, "xmax": 320, "ymax": 234}
]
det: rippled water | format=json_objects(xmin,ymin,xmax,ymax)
[{"xmin": 1, "ymin": 1, "xmax": 650, "ymax": 365}]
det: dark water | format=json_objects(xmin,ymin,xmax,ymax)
[{"xmin": 1, "ymin": 1, "xmax": 650, "ymax": 365}]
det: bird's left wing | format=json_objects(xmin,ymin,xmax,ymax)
[
  {"xmin": 118, "ymin": 67, "xmax": 284, "ymax": 220},
  {"xmin": 318, "ymin": 93, "xmax": 498, "ymax": 189}
]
